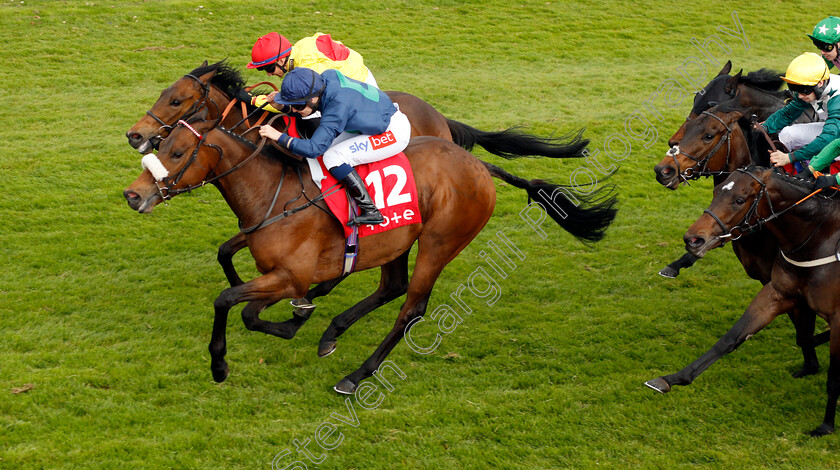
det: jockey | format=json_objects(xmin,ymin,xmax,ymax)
[
  {"xmin": 258, "ymin": 68, "xmax": 411, "ymax": 226},
  {"xmin": 763, "ymin": 53, "xmax": 840, "ymax": 170},
  {"xmin": 809, "ymin": 16, "xmax": 840, "ymax": 71},
  {"xmin": 239, "ymin": 32, "xmax": 377, "ymax": 114}
]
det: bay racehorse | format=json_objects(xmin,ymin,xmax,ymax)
[
  {"xmin": 655, "ymin": 61, "xmax": 815, "ymax": 278},
  {"xmin": 646, "ymin": 166, "xmax": 840, "ymax": 436},
  {"xmin": 126, "ymin": 60, "xmax": 592, "ymax": 336},
  {"xmin": 123, "ymin": 115, "xmax": 617, "ymax": 393},
  {"xmin": 651, "ymin": 101, "xmax": 826, "ymax": 377}
]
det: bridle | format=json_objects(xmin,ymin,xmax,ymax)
[
  {"xmin": 144, "ymin": 73, "xmax": 218, "ymax": 140},
  {"xmin": 704, "ymin": 168, "xmax": 825, "ymax": 243},
  {"xmin": 148, "ymin": 116, "xmax": 339, "ymax": 233},
  {"xmin": 666, "ymin": 111, "xmax": 736, "ymax": 182}
]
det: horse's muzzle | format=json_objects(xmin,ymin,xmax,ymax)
[{"xmin": 123, "ymin": 189, "xmax": 161, "ymax": 213}]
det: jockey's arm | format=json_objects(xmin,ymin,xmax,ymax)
[
  {"xmin": 808, "ymin": 135, "xmax": 840, "ymax": 173},
  {"xmin": 763, "ymin": 99, "xmax": 808, "ymax": 135},
  {"xmin": 249, "ymin": 94, "xmax": 291, "ymax": 114},
  {"xmin": 794, "ymin": 108, "xmax": 840, "ymax": 163}
]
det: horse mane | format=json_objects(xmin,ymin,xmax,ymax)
[
  {"xmin": 190, "ymin": 60, "xmax": 247, "ymax": 99},
  {"xmin": 765, "ymin": 166, "xmax": 840, "ymax": 208},
  {"xmin": 740, "ymin": 69, "xmax": 784, "ymax": 92}
]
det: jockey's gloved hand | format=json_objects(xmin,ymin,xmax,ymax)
[
  {"xmin": 814, "ymin": 174, "xmax": 838, "ymax": 190},
  {"xmin": 234, "ymin": 88, "xmax": 253, "ymax": 104},
  {"xmin": 798, "ymin": 165, "xmax": 814, "ymax": 180}
]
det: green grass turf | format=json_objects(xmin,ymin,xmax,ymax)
[{"xmin": 2, "ymin": 0, "xmax": 840, "ymax": 468}]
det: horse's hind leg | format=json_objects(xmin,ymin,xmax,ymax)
[
  {"xmin": 658, "ymin": 252, "xmax": 699, "ymax": 279},
  {"xmin": 810, "ymin": 319, "xmax": 840, "ymax": 436},
  {"xmin": 791, "ymin": 307, "xmax": 820, "ymax": 378},
  {"xmin": 318, "ymin": 250, "xmax": 411, "ymax": 358},
  {"xmin": 218, "ymin": 232, "xmax": 248, "ymax": 287},
  {"xmin": 334, "ymin": 236, "xmax": 473, "ymax": 394},
  {"xmin": 645, "ymin": 284, "xmax": 795, "ymax": 393}
]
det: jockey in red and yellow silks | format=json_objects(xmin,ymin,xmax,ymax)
[{"xmin": 244, "ymin": 32, "xmax": 377, "ymax": 113}]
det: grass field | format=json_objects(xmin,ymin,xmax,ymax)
[{"xmin": 4, "ymin": 0, "xmax": 840, "ymax": 468}]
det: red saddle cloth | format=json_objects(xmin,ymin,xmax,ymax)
[
  {"xmin": 782, "ymin": 161, "xmax": 840, "ymax": 176},
  {"xmin": 316, "ymin": 153, "xmax": 422, "ymax": 238},
  {"xmin": 283, "ymin": 116, "xmax": 422, "ymax": 238}
]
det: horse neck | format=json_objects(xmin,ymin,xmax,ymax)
[
  {"xmin": 762, "ymin": 177, "xmax": 839, "ymax": 254},
  {"xmin": 736, "ymin": 85, "xmax": 785, "ymax": 120},
  {"xmin": 715, "ymin": 121, "xmax": 752, "ymax": 175},
  {"xmin": 205, "ymin": 129, "xmax": 311, "ymax": 227},
  {"xmin": 207, "ymin": 84, "xmax": 264, "ymax": 138}
]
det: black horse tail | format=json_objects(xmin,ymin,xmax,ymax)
[
  {"xmin": 481, "ymin": 161, "xmax": 617, "ymax": 242},
  {"xmin": 447, "ymin": 119, "xmax": 589, "ymax": 159}
]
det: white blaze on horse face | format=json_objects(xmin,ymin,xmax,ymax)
[
  {"xmin": 141, "ymin": 153, "xmax": 169, "ymax": 182},
  {"xmin": 721, "ymin": 181, "xmax": 735, "ymax": 191},
  {"xmin": 666, "ymin": 145, "xmax": 679, "ymax": 157}
]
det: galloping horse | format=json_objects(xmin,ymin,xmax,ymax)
[
  {"xmin": 646, "ymin": 166, "xmax": 840, "ymax": 436},
  {"xmin": 126, "ymin": 60, "xmax": 591, "ymax": 333},
  {"xmin": 652, "ymin": 102, "xmax": 825, "ymax": 376},
  {"xmin": 123, "ymin": 115, "xmax": 617, "ymax": 393},
  {"xmin": 655, "ymin": 61, "xmax": 813, "ymax": 278}
]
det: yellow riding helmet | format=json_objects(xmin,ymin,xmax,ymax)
[{"xmin": 781, "ymin": 52, "xmax": 830, "ymax": 86}]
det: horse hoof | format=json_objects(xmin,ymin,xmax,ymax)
[
  {"xmin": 333, "ymin": 377, "xmax": 357, "ymax": 395},
  {"xmin": 318, "ymin": 340, "xmax": 337, "ymax": 358},
  {"xmin": 658, "ymin": 266, "xmax": 678, "ymax": 279},
  {"xmin": 644, "ymin": 377, "xmax": 671, "ymax": 394},
  {"xmin": 212, "ymin": 363, "xmax": 229, "ymax": 383},
  {"xmin": 808, "ymin": 424, "xmax": 834, "ymax": 437},
  {"xmin": 793, "ymin": 364, "xmax": 819, "ymax": 378}
]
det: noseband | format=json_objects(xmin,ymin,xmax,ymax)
[{"xmin": 668, "ymin": 111, "xmax": 734, "ymax": 182}]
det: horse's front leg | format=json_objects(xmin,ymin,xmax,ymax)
[
  {"xmin": 218, "ymin": 231, "xmax": 248, "ymax": 287},
  {"xmin": 658, "ymin": 252, "xmax": 699, "ymax": 279},
  {"xmin": 645, "ymin": 283, "xmax": 796, "ymax": 393},
  {"xmin": 209, "ymin": 271, "xmax": 301, "ymax": 382}
]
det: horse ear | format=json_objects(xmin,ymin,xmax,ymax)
[
  {"xmin": 725, "ymin": 69, "xmax": 743, "ymax": 94},
  {"xmin": 718, "ymin": 60, "xmax": 732, "ymax": 76},
  {"xmin": 201, "ymin": 60, "xmax": 208, "ymax": 67},
  {"xmin": 193, "ymin": 107, "xmax": 209, "ymax": 122}
]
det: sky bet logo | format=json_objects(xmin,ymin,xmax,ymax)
[{"xmin": 370, "ymin": 131, "xmax": 396, "ymax": 150}]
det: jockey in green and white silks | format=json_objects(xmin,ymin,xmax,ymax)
[
  {"xmin": 763, "ymin": 53, "xmax": 840, "ymax": 169},
  {"xmin": 809, "ymin": 16, "xmax": 840, "ymax": 71}
]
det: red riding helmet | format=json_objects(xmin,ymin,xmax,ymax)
[{"xmin": 247, "ymin": 32, "xmax": 293, "ymax": 69}]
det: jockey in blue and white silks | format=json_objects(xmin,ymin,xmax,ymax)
[{"xmin": 259, "ymin": 67, "xmax": 411, "ymax": 226}]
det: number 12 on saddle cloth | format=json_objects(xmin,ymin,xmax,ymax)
[
  {"xmin": 283, "ymin": 116, "xmax": 421, "ymax": 237},
  {"xmin": 312, "ymin": 153, "xmax": 422, "ymax": 237}
]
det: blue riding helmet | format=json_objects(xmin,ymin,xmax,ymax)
[{"xmin": 274, "ymin": 68, "xmax": 326, "ymax": 106}]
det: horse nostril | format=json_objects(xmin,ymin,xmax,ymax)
[
  {"xmin": 127, "ymin": 132, "xmax": 142, "ymax": 144},
  {"xmin": 123, "ymin": 189, "xmax": 140, "ymax": 203},
  {"xmin": 661, "ymin": 167, "xmax": 674, "ymax": 177},
  {"xmin": 684, "ymin": 236, "xmax": 705, "ymax": 248}
]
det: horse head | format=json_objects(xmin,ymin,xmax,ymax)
[
  {"xmin": 654, "ymin": 102, "xmax": 752, "ymax": 189},
  {"xmin": 126, "ymin": 60, "xmax": 235, "ymax": 153},
  {"xmin": 683, "ymin": 166, "xmax": 772, "ymax": 258},
  {"xmin": 124, "ymin": 110, "xmax": 224, "ymax": 213},
  {"xmin": 666, "ymin": 60, "xmax": 734, "ymax": 149}
]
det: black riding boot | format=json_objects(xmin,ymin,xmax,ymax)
[{"xmin": 341, "ymin": 169, "xmax": 384, "ymax": 226}]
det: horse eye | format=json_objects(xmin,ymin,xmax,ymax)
[
  {"xmin": 171, "ymin": 152, "xmax": 184, "ymax": 160},
  {"xmin": 708, "ymin": 101, "xmax": 718, "ymax": 107},
  {"xmin": 733, "ymin": 197, "xmax": 745, "ymax": 205},
  {"xmin": 703, "ymin": 134, "xmax": 714, "ymax": 141},
  {"xmin": 170, "ymin": 99, "xmax": 182, "ymax": 106}
]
